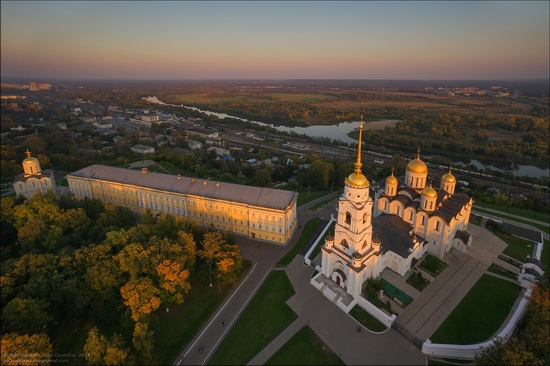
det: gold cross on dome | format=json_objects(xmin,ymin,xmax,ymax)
[{"xmin": 25, "ymin": 149, "xmax": 32, "ymax": 157}]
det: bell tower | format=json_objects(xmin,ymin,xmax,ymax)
[{"xmin": 321, "ymin": 117, "xmax": 375, "ymax": 296}]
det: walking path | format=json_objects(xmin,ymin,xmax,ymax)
[
  {"xmin": 284, "ymin": 253, "xmax": 426, "ymax": 365},
  {"xmin": 395, "ymin": 225, "xmax": 508, "ymax": 340},
  {"xmin": 473, "ymin": 209, "xmax": 548, "ymax": 240},
  {"xmin": 173, "ymin": 192, "xmax": 344, "ymax": 365},
  {"xmin": 474, "ymin": 206, "xmax": 549, "ymax": 227},
  {"xmin": 247, "ymin": 317, "xmax": 307, "ymax": 365}
]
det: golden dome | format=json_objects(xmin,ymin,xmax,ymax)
[
  {"xmin": 422, "ymin": 185, "xmax": 437, "ymax": 198},
  {"xmin": 442, "ymin": 171, "xmax": 456, "ymax": 183},
  {"xmin": 23, "ymin": 149, "xmax": 38, "ymax": 163},
  {"xmin": 23, "ymin": 157, "xmax": 38, "ymax": 163},
  {"xmin": 407, "ymin": 158, "xmax": 428, "ymax": 174},
  {"xmin": 386, "ymin": 168, "xmax": 398, "ymax": 185},
  {"xmin": 346, "ymin": 172, "xmax": 370, "ymax": 188},
  {"xmin": 407, "ymin": 147, "xmax": 428, "ymax": 174}
]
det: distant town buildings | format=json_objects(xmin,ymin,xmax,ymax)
[{"xmin": 29, "ymin": 81, "xmax": 51, "ymax": 91}]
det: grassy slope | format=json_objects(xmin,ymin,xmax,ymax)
[
  {"xmin": 430, "ymin": 274, "xmax": 521, "ymax": 344},
  {"xmin": 208, "ymin": 271, "xmax": 297, "ymax": 365},
  {"xmin": 277, "ymin": 217, "xmax": 322, "ymax": 266},
  {"xmin": 265, "ymin": 326, "xmax": 345, "ymax": 365}
]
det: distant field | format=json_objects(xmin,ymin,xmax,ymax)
[
  {"xmin": 313, "ymin": 100, "xmax": 449, "ymax": 110},
  {"xmin": 266, "ymin": 92, "xmax": 337, "ymax": 103},
  {"xmin": 169, "ymin": 93, "xmax": 251, "ymax": 104},
  {"xmin": 168, "ymin": 90, "xmax": 534, "ymax": 117},
  {"xmin": 169, "ymin": 92, "xmax": 337, "ymax": 105}
]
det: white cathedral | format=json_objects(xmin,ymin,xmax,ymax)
[{"xmin": 320, "ymin": 124, "xmax": 473, "ymax": 297}]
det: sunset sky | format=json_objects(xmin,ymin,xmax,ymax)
[{"xmin": 1, "ymin": 1, "xmax": 548, "ymax": 80}]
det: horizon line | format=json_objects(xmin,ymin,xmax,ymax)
[{"xmin": 2, "ymin": 77, "xmax": 549, "ymax": 82}]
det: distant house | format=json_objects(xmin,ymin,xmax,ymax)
[
  {"xmin": 131, "ymin": 145, "xmax": 155, "ymax": 155},
  {"xmin": 79, "ymin": 117, "xmax": 96, "ymax": 123},
  {"xmin": 187, "ymin": 140, "xmax": 202, "ymax": 150},
  {"xmin": 141, "ymin": 114, "xmax": 160, "ymax": 123},
  {"xmin": 10, "ymin": 125, "xmax": 25, "ymax": 131},
  {"xmin": 93, "ymin": 121, "xmax": 112, "ymax": 130},
  {"xmin": 207, "ymin": 146, "xmax": 230, "ymax": 157}
]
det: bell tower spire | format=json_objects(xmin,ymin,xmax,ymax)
[{"xmin": 354, "ymin": 116, "xmax": 364, "ymax": 175}]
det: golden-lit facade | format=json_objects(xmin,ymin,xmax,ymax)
[{"xmin": 67, "ymin": 165, "xmax": 298, "ymax": 244}]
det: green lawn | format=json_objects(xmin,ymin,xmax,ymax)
[
  {"xmin": 475, "ymin": 202, "xmax": 550, "ymax": 224},
  {"xmin": 297, "ymin": 190, "xmax": 332, "ymax": 207},
  {"xmin": 349, "ymin": 305, "xmax": 387, "ymax": 332},
  {"xmin": 208, "ymin": 271, "xmax": 298, "ymax": 365},
  {"xmin": 153, "ymin": 261, "xmax": 251, "ymax": 365},
  {"xmin": 309, "ymin": 221, "xmax": 336, "ymax": 261},
  {"xmin": 277, "ymin": 217, "xmax": 322, "ymax": 267},
  {"xmin": 493, "ymin": 231, "xmax": 536, "ymax": 262},
  {"xmin": 474, "ymin": 207, "xmax": 549, "ymax": 234},
  {"xmin": 308, "ymin": 192, "xmax": 340, "ymax": 211},
  {"xmin": 265, "ymin": 326, "xmax": 344, "ymax": 365},
  {"xmin": 430, "ymin": 274, "xmax": 521, "ymax": 344}
]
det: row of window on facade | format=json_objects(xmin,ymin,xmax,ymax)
[{"xmin": 18, "ymin": 180, "xmax": 49, "ymax": 190}]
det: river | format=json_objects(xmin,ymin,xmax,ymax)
[
  {"xmin": 144, "ymin": 96, "xmax": 549, "ymax": 178},
  {"xmin": 144, "ymin": 96, "xmax": 397, "ymax": 145}
]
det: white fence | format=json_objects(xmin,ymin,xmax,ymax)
[
  {"xmin": 422, "ymin": 228, "xmax": 544, "ymax": 359},
  {"xmin": 355, "ymin": 296, "xmax": 396, "ymax": 328},
  {"xmin": 422, "ymin": 287, "xmax": 532, "ymax": 359}
]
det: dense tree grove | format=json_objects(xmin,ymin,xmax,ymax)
[{"xmin": 0, "ymin": 192, "xmax": 243, "ymax": 365}]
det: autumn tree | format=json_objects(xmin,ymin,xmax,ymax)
[
  {"xmin": 103, "ymin": 334, "xmax": 130, "ymax": 366},
  {"xmin": 132, "ymin": 321, "xmax": 154, "ymax": 364},
  {"xmin": 156, "ymin": 259, "xmax": 190, "ymax": 304},
  {"xmin": 83, "ymin": 328, "xmax": 131, "ymax": 366},
  {"xmin": 75, "ymin": 244, "xmax": 122, "ymax": 299},
  {"xmin": 1, "ymin": 332, "xmax": 53, "ymax": 366},
  {"xmin": 84, "ymin": 327, "xmax": 107, "ymax": 364},
  {"xmin": 199, "ymin": 231, "xmax": 224, "ymax": 287},
  {"xmin": 215, "ymin": 243, "xmax": 243, "ymax": 286},
  {"xmin": 120, "ymin": 277, "xmax": 161, "ymax": 321}
]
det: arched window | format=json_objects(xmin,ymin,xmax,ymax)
[
  {"xmin": 341, "ymin": 239, "xmax": 349, "ymax": 248},
  {"xmin": 363, "ymin": 213, "xmax": 367, "ymax": 223},
  {"xmin": 345, "ymin": 212, "xmax": 351, "ymax": 225}
]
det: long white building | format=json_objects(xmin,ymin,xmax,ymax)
[{"xmin": 67, "ymin": 165, "xmax": 298, "ymax": 244}]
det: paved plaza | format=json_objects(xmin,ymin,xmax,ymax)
[{"xmin": 173, "ymin": 193, "xmax": 541, "ymax": 365}]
